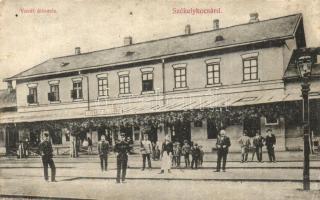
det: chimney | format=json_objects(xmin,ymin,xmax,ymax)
[
  {"xmin": 213, "ymin": 19, "xmax": 219, "ymax": 30},
  {"xmin": 124, "ymin": 36, "xmax": 133, "ymax": 46},
  {"xmin": 249, "ymin": 12, "xmax": 259, "ymax": 23},
  {"xmin": 75, "ymin": 47, "xmax": 81, "ymax": 55},
  {"xmin": 7, "ymin": 81, "xmax": 13, "ymax": 93},
  {"xmin": 185, "ymin": 24, "xmax": 191, "ymax": 35}
]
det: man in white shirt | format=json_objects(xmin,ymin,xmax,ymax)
[{"xmin": 140, "ymin": 133, "xmax": 152, "ymax": 170}]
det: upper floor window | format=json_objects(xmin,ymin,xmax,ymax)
[
  {"xmin": 242, "ymin": 52, "xmax": 259, "ymax": 81},
  {"xmin": 98, "ymin": 78, "xmax": 108, "ymax": 96},
  {"xmin": 173, "ymin": 66, "xmax": 187, "ymax": 88},
  {"xmin": 27, "ymin": 87, "xmax": 38, "ymax": 104},
  {"xmin": 118, "ymin": 71, "xmax": 130, "ymax": 94},
  {"xmin": 48, "ymin": 80, "xmax": 60, "ymax": 102},
  {"xmin": 142, "ymin": 72, "xmax": 153, "ymax": 92},
  {"xmin": 207, "ymin": 63, "xmax": 220, "ymax": 85},
  {"xmin": 71, "ymin": 78, "xmax": 83, "ymax": 100},
  {"xmin": 49, "ymin": 84, "xmax": 60, "ymax": 102}
]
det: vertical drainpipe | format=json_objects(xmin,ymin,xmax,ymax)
[
  {"xmin": 161, "ymin": 58, "xmax": 166, "ymax": 105},
  {"xmin": 79, "ymin": 71, "xmax": 90, "ymax": 111},
  {"xmin": 87, "ymin": 75, "xmax": 90, "ymax": 111}
]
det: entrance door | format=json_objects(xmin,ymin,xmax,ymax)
[
  {"xmin": 6, "ymin": 127, "xmax": 19, "ymax": 153},
  {"xmin": 243, "ymin": 117, "xmax": 261, "ymax": 137},
  {"xmin": 30, "ymin": 130, "xmax": 41, "ymax": 147},
  {"xmin": 173, "ymin": 121, "xmax": 191, "ymax": 143},
  {"xmin": 120, "ymin": 126, "xmax": 133, "ymax": 141},
  {"xmin": 207, "ymin": 119, "xmax": 219, "ymax": 139}
]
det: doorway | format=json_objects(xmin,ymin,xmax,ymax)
[
  {"xmin": 172, "ymin": 121, "xmax": 191, "ymax": 143},
  {"xmin": 243, "ymin": 117, "xmax": 261, "ymax": 137}
]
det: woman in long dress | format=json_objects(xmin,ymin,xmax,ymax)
[{"xmin": 159, "ymin": 135, "xmax": 173, "ymax": 174}]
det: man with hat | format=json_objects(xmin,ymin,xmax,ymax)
[
  {"xmin": 191, "ymin": 143, "xmax": 201, "ymax": 169},
  {"xmin": 98, "ymin": 135, "xmax": 110, "ymax": 171},
  {"xmin": 140, "ymin": 133, "xmax": 152, "ymax": 170},
  {"xmin": 215, "ymin": 129, "xmax": 231, "ymax": 172},
  {"xmin": 114, "ymin": 132, "xmax": 131, "ymax": 183},
  {"xmin": 238, "ymin": 131, "xmax": 251, "ymax": 163},
  {"xmin": 39, "ymin": 133, "xmax": 56, "ymax": 182},
  {"xmin": 265, "ymin": 129, "xmax": 276, "ymax": 162},
  {"xmin": 181, "ymin": 139, "xmax": 191, "ymax": 168}
]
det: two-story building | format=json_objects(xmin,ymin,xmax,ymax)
[{"xmin": 0, "ymin": 13, "xmax": 319, "ymax": 155}]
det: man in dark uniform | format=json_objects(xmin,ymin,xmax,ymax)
[
  {"xmin": 265, "ymin": 129, "xmax": 276, "ymax": 162},
  {"xmin": 253, "ymin": 132, "xmax": 264, "ymax": 162},
  {"xmin": 191, "ymin": 143, "xmax": 201, "ymax": 169},
  {"xmin": 98, "ymin": 135, "xmax": 109, "ymax": 171},
  {"xmin": 39, "ymin": 133, "xmax": 56, "ymax": 182},
  {"xmin": 114, "ymin": 132, "xmax": 130, "ymax": 183},
  {"xmin": 215, "ymin": 129, "xmax": 231, "ymax": 172}
]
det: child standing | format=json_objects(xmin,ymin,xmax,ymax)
[{"xmin": 199, "ymin": 145, "xmax": 204, "ymax": 167}]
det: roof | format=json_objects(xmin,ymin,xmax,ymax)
[
  {"xmin": 0, "ymin": 89, "xmax": 17, "ymax": 109},
  {"xmin": 284, "ymin": 47, "xmax": 320, "ymax": 79},
  {"xmin": 6, "ymin": 14, "xmax": 302, "ymax": 81}
]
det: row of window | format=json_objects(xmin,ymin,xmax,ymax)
[{"xmin": 26, "ymin": 56, "xmax": 258, "ymax": 104}]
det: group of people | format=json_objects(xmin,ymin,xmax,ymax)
[
  {"xmin": 238, "ymin": 128, "xmax": 277, "ymax": 163},
  {"xmin": 139, "ymin": 133, "xmax": 205, "ymax": 172},
  {"xmin": 37, "ymin": 128, "xmax": 277, "ymax": 184},
  {"xmin": 17, "ymin": 139, "xmax": 30, "ymax": 159}
]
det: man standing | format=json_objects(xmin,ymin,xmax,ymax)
[
  {"xmin": 265, "ymin": 129, "xmax": 276, "ymax": 162},
  {"xmin": 140, "ymin": 133, "xmax": 152, "ymax": 171},
  {"xmin": 253, "ymin": 132, "xmax": 264, "ymax": 162},
  {"xmin": 181, "ymin": 140, "xmax": 191, "ymax": 168},
  {"xmin": 114, "ymin": 132, "xmax": 130, "ymax": 183},
  {"xmin": 215, "ymin": 130, "xmax": 231, "ymax": 172},
  {"xmin": 191, "ymin": 143, "xmax": 201, "ymax": 169},
  {"xmin": 98, "ymin": 135, "xmax": 109, "ymax": 171},
  {"xmin": 87, "ymin": 136, "xmax": 93, "ymax": 155},
  {"xmin": 39, "ymin": 133, "xmax": 56, "ymax": 182},
  {"xmin": 238, "ymin": 131, "xmax": 251, "ymax": 163}
]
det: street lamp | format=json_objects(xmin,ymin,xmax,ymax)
[{"xmin": 296, "ymin": 52, "xmax": 313, "ymax": 191}]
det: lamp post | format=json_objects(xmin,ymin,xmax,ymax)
[{"xmin": 296, "ymin": 53, "xmax": 313, "ymax": 191}]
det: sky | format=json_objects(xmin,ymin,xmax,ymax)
[{"xmin": 0, "ymin": 0, "xmax": 319, "ymax": 89}]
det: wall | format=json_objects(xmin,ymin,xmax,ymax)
[
  {"xmin": 0, "ymin": 127, "xmax": 6, "ymax": 154},
  {"xmin": 282, "ymin": 38, "xmax": 297, "ymax": 73},
  {"xmin": 285, "ymin": 125, "xmax": 303, "ymax": 150},
  {"xmin": 15, "ymin": 46, "xmax": 285, "ymax": 114},
  {"xmin": 164, "ymin": 47, "xmax": 284, "ymax": 92}
]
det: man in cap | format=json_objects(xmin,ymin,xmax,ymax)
[
  {"xmin": 181, "ymin": 139, "xmax": 191, "ymax": 168},
  {"xmin": 253, "ymin": 132, "xmax": 264, "ymax": 162},
  {"xmin": 39, "ymin": 133, "xmax": 56, "ymax": 182},
  {"xmin": 191, "ymin": 143, "xmax": 201, "ymax": 169},
  {"xmin": 98, "ymin": 135, "xmax": 109, "ymax": 171},
  {"xmin": 265, "ymin": 129, "xmax": 276, "ymax": 162},
  {"xmin": 140, "ymin": 133, "xmax": 152, "ymax": 171},
  {"xmin": 238, "ymin": 131, "xmax": 251, "ymax": 163},
  {"xmin": 215, "ymin": 129, "xmax": 231, "ymax": 172},
  {"xmin": 114, "ymin": 132, "xmax": 131, "ymax": 183}
]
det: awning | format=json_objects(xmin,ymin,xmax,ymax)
[{"xmin": 1, "ymin": 89, "xmax": 319, "ymax": 124}]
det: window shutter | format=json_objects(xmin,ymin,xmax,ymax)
[
  {"xmin": 79, "ymin": 89, "xmax": 83, "ymax": 99},
  {"xmin": 48, "ymin": 92, "xmax": 53, "ymax": 101},
  {"xmin": 27, "ymin": 94, "xmax": 34, "ymax": 104},
  {"xmin": 70, "ymin": 90, "xmax": 76, "ymax": 99}
]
